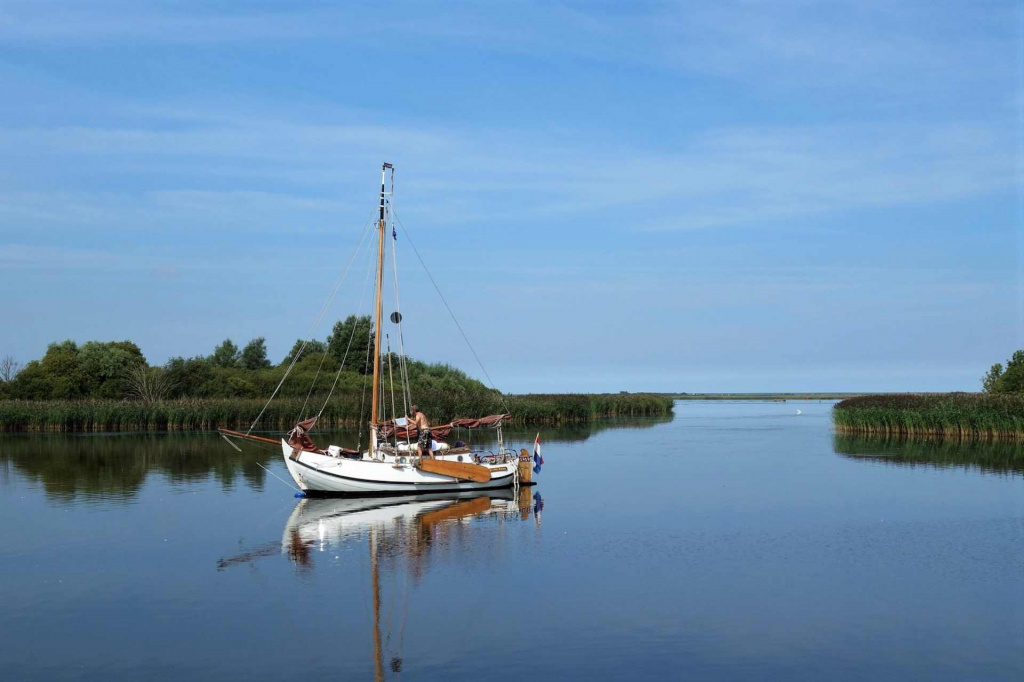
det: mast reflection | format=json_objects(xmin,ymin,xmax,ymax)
[{"xmin": 279, "ymin": 488, "xmax": 543, "ymax": 680}]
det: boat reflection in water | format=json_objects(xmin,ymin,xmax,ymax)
[
  {"xmin": 277, "ymin": 488, "xmax": 543, "ymax": 681},
  {"xmin": 282, "ymin": 487, "xmax": 542, "ymax": 570}
]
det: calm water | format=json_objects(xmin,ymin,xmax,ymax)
[{"xmin": 1, "ymin": 401, "xmax": 1022, "ymax": 681}]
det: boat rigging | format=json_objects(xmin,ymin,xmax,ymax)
[{"xmin": 221, "ymin": 163, "xmax": 535, "ymax": 494}]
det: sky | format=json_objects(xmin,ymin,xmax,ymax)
[{"xmin": 0, "ymin": 0, "xmax": 1021, "ymax": 393}]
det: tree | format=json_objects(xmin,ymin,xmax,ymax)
[
  {"xmin": 210, "ymin": 339, "xmax": 241, "ymax": 368},
  {"xmin": 327, "ymin": 315, "xmax": 374, "ymax": 374},
  {"xmin": 77, "ymin": 340, "xmax": 146, "ymax": 398},
  {"xmin": 163, "ymin": 356, "xmax": 215, "ymax": 398},
  {"xmin": 226, "ymin": 375, "xmax": 258, "ymax": 397},
  {"xmin": 0, "ymin": 355, "xmax": 19, "ymax": 382},
  {"xmin": 982, "ymin": 350, "xmax": 1024, "ymax": 393},
  {"xmin": 239, "ymin": 337, "xmax": 271, "ymax": 370},
  {"xmin": 39, "ymin": 340, "xmax": 84, "ymax": 399},
  {"xmin": 982, "ymin": 363, "xmax": 1004, "ymax": 393},
  {"xmin": 280, "ymin": 339, "xmax": 327, "ymax": 366},
  {"xmin": 4, "ymin": 360, "xmax": 53, "ymax": 400},
  {"xmin": 123, "ymin": 362, "xmax": 176, "ymax": 403}
]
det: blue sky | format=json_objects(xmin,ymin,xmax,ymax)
[{"xmin": 0, "ymin": 0, "xmax": 1021, "ymax": 392}]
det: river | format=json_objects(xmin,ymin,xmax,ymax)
[{"xmin": 1, "ymin": 400, "xmax": 1021, "ymax": 680}]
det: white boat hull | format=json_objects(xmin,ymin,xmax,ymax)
[{"xmin": 281, "ymin": 440, "xmax": 519, "ymax": 495}]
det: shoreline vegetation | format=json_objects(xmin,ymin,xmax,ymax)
[
  {"xmin": 0, "ymin": 327, "xmax": 678, "ymax": 433},
  {"xmin": 0, "ymin": 393, "xmax": 674, "ymax": 433},
  {"xmin": 832, "ymin": 393, "xmax": 1024, "ymax": 440}
]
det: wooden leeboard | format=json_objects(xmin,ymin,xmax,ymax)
[{"xmin": 416, "ymin": 458, "xmax": 491, "ymax": 483}]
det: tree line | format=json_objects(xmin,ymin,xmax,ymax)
[{"xmin": 0, "ymin": 315, "xmax": 489, "ymax": 403}]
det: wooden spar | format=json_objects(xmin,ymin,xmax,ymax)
[
  {"xmin": 370, "ymin": 163, "xmax": 390, "ymax": 428},
  {"xmin": 219, "ymin": 428, "xmax": 281, "ymax": 446},
  {"xmin": 415, "ymin": 458, "xmax": 491, "ymax": 483}
]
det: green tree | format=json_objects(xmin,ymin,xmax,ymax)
[
  {"xmin": 239, "ymin": 337, "xmax": 271, "ymax": 370},
  {"xmin": 6, "ymin": 360, "xmax": 53, "ymax": 399},
  {"xmin": 982, "ymin": 350, "xmax": 1024, "ymax": 393},
  {"xmin": 280, "ymin": 339, "xmax": 327, "ymax": 366},
  {"xmin": 982, "ymin": 363, "xmax": 1004, "ymax": 393},
  {"xmin": 40, "ymin": 340, "xmax": 84, "ymax": 399},
  {"xmin": 327, "ymin": 315, "xmax": 373, "ymax": 374},
  {"xmin": 78, "ymin": 340, "xmax": 146, "ymax": 398},
  {"xmin": 210, "ymin": 339, "xmax": 240, "ymax": 368},
  {"xmin": 163, "ymin": 356, "xmax": 215, "ymax": 398},
  {"xmin": 226, "ymin": 376, "xmax": 258, "ymax": 397}
]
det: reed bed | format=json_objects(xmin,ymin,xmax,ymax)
[
  {"xmin": 0, "ymin": 393, "xmax": 673, "ymax": 433},
  {"xmin": 506, "ymin": 393, "xmax": 674, "ymax": 423},
  {"xmin": 832, "ymin": 393, "xmax": 1024, "ymax": 439}
]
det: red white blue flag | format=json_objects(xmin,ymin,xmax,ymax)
[{"xmin": 533, "ymin": 433, "xmax": 544, "ymax": 474}]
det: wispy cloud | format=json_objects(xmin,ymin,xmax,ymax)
[
  {"xmin": 0, "ymin": 243, "xmax": 121, "ymax": 269},
  {"xmin": 3, "ymin": 1, "xmax": 1012, "ymax": 99},
  {"xmin": 0, "ymin": 2, "xmax": 346, "ymax": 44},
  {"xmin": 0, "ymin": 108, "xmax": 1014, "ymax": 234}
]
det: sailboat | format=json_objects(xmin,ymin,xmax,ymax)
[{"xmin": 221, "ymin": 163, "xmax": 533, "ymax": 495}]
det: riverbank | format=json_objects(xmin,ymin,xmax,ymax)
[
  {"xmin": 0, "ymin": 393, "xmax": 673, "ymax": 433},
  {"xmin": 832, "ymin": 393, "xmax": 1024, "ymax": 439}
]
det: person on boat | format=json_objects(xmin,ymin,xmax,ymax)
[{"xmin": 409, "ymin": 405, "xmax": 431, "ymax": 458}]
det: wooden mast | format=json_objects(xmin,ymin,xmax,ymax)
[{"xmin": 370, "ymin": 163, "xmax": 392, "ymax": 430}]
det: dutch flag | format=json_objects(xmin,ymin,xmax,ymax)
[{"xmin": 533, "ymin": 433, "xmax": 544, "ymax": 474}]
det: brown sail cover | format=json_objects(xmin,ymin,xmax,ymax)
[
  {"xmin": 288, "ymin": 418, "xmax": 324, "ymax": 453},
  {"xmin": 379, "ymin": 413, "xmax": 510, "ymax": 442}
]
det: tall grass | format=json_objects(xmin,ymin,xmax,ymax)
[
  {"xmin": 0, "ymin": 393, "xmax": 674, "ymax": 433},
  {"xmin": 833, "ymin": 393, "xmax": 1024, "ymax": 439}
]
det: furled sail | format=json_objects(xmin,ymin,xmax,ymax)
[{"xmin": 378, "ymin": 413, "xmax": 511, "ymax": 441}]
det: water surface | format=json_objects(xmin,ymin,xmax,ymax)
[{"xmin": 1, "ymin": 401, "xmax": 1021, "ymax": 680}]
